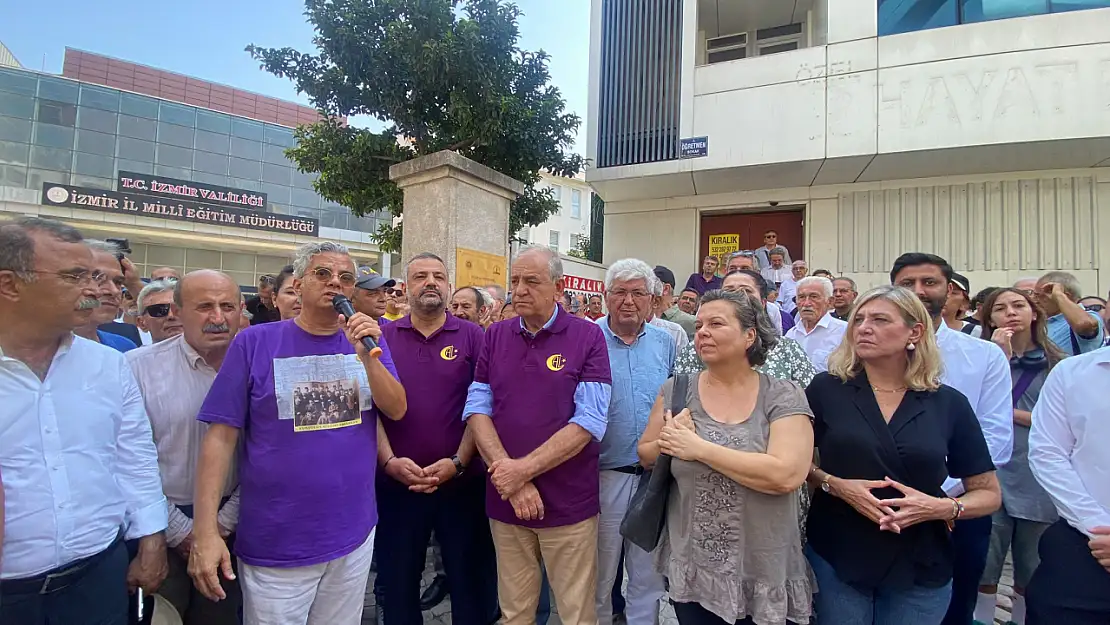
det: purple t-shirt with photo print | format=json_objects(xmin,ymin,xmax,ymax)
[{"xmin": 198, "ymin": 319, "xmax": 397, "ymax": 568}]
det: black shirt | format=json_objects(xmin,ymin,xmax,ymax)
[
  {"xmin": 245, "ymin": 295, "xmax": 281, "ymax": 325},
  {"xmin": 805, "ymin": 371, "xmax": 994, "ymax": 590}
]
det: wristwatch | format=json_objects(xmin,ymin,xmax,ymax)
[
  {"xmin": 451, "ymin": 455, "xmax": 466, "ymax": 477},
  {"xmin": 820, "ymin": 474, "xmax": 832, "ymax": 494}
]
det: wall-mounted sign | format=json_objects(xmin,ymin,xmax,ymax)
[
  {"xmin": 564, "ymin": 275, "xmax": 604, "ymax": 294},
  {"xmin": 42, "ymin": 184, "xmax": 318, "ymax": 236},
  {"xmin": 456, "ymin": 247, "xmax": 507, "ymax": 289},
  {"xmin": 679, "ymin": 136, "xmax": 709, "ymax": 159},
  {"xmin": 708, "ymin": 233, "xmax": 740, "ymax": 259},
  {"xmin": 117, "ymin": 171, "xmax": 267, "ymax": 209}
]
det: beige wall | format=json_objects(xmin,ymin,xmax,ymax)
[{"xmin": 603, "ymin": 167, "xmax": 1109, "ymax": 297}]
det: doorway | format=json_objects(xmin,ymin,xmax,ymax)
[{"xmin": 699, "ymin": 208, "xmax": 804, "ymax": 266}]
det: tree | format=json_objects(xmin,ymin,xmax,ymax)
[
  {"xmin": 566, "ymin": 234, "xmax": 590, "ymax": 260},
  {"xmin": 247, "ymin": 0, "xmax": 584, "ymax": 253}
]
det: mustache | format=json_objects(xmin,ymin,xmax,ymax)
[
  {"xmin": 203, "ymin": 323, "xmax": 230, "ymax": 333},
  {"xmin": 76, "ymin": 298, "xmax": 101, "ymax": 310}
]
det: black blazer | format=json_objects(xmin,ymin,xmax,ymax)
[
  {"xmin": 805, "ymin": 371, "xmax": 994, "ymax": 590},
  {"xmin": 97, "ymin": 321, "xmax": 142, "ymax": 347}
]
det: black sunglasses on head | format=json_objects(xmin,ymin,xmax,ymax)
[{"xmin": 144, "ymin": 303, "xmax": 172, "ymax": 318}]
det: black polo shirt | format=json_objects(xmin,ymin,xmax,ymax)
[{"xmin": 805, "ymin": 371, "xmax": 994, "ymax": 590}]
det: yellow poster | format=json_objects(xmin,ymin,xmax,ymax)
[
  {"xmin": 456, "ymin": 247, "xmax": 507, "ymax": 289},
  {"xmin": 708, "ymin": 233, "xmax": 740, "ymax": 260}
]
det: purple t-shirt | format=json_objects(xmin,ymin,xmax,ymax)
[
  {"xmin": 197, "ymin": 319, "xmax": 398, "ymax": 567},
  {"xmin": 684, "ymin": 273, "xmax": 722, "ymax": 296}
]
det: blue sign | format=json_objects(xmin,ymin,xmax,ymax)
[{"xmin": 679, "ymin": 136, "xmax": 708, "ymax": 159}]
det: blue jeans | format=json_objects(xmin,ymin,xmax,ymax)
[
  {"xmin": 807, "ymin": 545, "xmax": 952, "ymax": 625},
  {"xmin": 536, "ymin": 567, "xmax": 552, "ymax": 625},
  {"xmin": 0, "ymin": 539, "xmax": 130, "ymax": 625}
]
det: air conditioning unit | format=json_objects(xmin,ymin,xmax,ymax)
[
  {"xmin": 706, "ymin": 32, "xmax": 748, "ymax": 64},
  {"xmin": 755, "ymin": 23, "xmax": 804, "ymax": 57}
]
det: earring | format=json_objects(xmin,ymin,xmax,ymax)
[{"xmin": 906, "ymin": 342, "xmax": 916, "ymax": 351}]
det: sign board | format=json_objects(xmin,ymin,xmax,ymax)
[
  {"xmin": 455, "ymin": 247, "xmax": 507, "ymax": 289},
  {"xmin": 564, "ymin": 275, "xmax": 604, "ymax": 295},
  {"xmin": 708, "ymin": 233, "xmax": 740, "ymax": 260},
  {"xmin": 679, "ymin": 136, "xmax": 709, "ymax": 159},
  {"xmin": 118, "ymin": 171, "xmax": 267, "ymax": 209},
  {"xmin": 41, "ymin": 183, "xmax": 318, "ymax": 236}
]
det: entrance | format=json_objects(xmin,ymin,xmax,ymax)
[{"xmin": 699, "ymin": 208, "xmax": 805, "ymax": 266}]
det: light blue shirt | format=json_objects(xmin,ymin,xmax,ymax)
[
  {"xmin": 596, "ymin": 317, "xmax": 675, "ymax": 470},
  {"xmin": 463, "ymin": 306, "xmax": 612, "ymax": 441},
  {"xmin": 1047, "ymin": 311, "xmax": 1105, "ymax": 355},
  {"xmin": 0, "ymin": 335, "xmax": 167, "ymax": 578}
]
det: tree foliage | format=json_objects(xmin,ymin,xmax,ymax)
[
  {"xmin": 247, "ymin": 0, "xmax": 584, "ymax": 252},
  {"xmin": 566, "ymin": 234, "xmax": 590, "ymax": 260}
]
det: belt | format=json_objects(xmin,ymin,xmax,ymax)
[
  {"xmin": 0, "ymin": 531, "xmax": 124, "ymax": 596},
  {"xmin": 176, "ymin": 495, "xmax": 232, "ymax": 520},
  {"xmin": 609, "ymin": 464, "xmax": 645, "ymax": 476}
]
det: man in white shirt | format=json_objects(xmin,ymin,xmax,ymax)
[
  {"xmin": 128, "ymin": 270, "xmax": 245, "ymax": 625},
  {"xmin": 785, "ymin": 276, "xmax": 847, "ymax": 372},
  {"xmin": 1025, "ymin": 346, "xmax": 1110, "ymax": 624},
  {"xmin": 0, "ymin": 217, "xmax": 168, "ymax": 624},
  {"xmin": 759, "ymin": 247, "xmax": 793, "ymax": 288},
  {"xmin": 776, "ymin": 260, "xmax": 807, "ymax": 314},
  {"xmin": 890, "ymin": 253, "xmax": 1012, "ymax": 625}
]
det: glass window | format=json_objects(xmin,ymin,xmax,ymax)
[
  {"xmin": 879, "ymin": 0, "xmax": 958, "ymax": 34},
  {"xmin": 73, "ymin": 152, "xmax": 116, "ymax": 178},
  {"xmin": 79, "ymin": 86, "xmax": 121, "ymax": 112},
  {"xmin": 36, "ymin": 100, "xmax": 77, "ymax": 127},
  {"xmin": 77, "ymin": 107, "xmax": 118, "ymax": 134},
  {"xmin": 29, "ymin": 167, "xmax": 69, "ymax": 189},
  {"xmin": 292, "ymin": 168, "xmax": 317, "ymax": 189},
  {"xmin": 320, "ymin": 210, "xmax": 346, "ymax": 229},
  {"xmin": 32, "ymin": 122, "xmax": 75, "ymax": 149},
  {"xmin": 232, "ymin": 118, "xmax": 264, "ymax": 140},
  {"xmin": 120, "ymin": 93, "xmax": 160, "ymax": 119},
  {"xmin": 0, "ymin": 116, "xmax": 33, "ymax": 143},
  {"xmin": 230, "ymin": 136, "xmax": 262, "ymax": 160},
  {"xmin": 158, "ymin": 122, "xmax": 194, "ymax": 148},
  {"xmin": 30, "ymin": 146, "xmax": 72, "ymax": 171},
  {"xmin": 261, "ymin": 182, "xmax": 291, "ymax": 203},
  {"xmin": 159, "ymin": 102, "xmax": 196, "ymax": 127},
  {"xmin": 230, "ymin": 177, "xmax": 262, "ymax": 192},
  {"xmin": 37, "ymin": 77, "xmax": 79, "ymax": 104},
  {"xmin": 549, "ymin": 230, "xmax": 560, "ymax": 251},
  {"xmin": 229, "ymin": 156, "xmax": 261, "ymax": 180},
  {"xmin": 0, "ymin": 164, "xmax": 27, "ymax": 187},
  {"xmin": 195, "ymin": 129, "xmax": 230, "ymax": 154},
  {"xmin": 0, "ymin": 68, "xmax": 38, "ymax": 96},
  {"xmin": 262, "ymin": 162, "xmax": 291, "ymax": 185},
  {"xmin": 154, "ymin": 164, "xmax": 191, "ymax": 179},
  {"xmin": 196, "ymin": 110, "xmax": 232, "ymax": 135},
  {"xmin": 70, "ymin": 173, "xmax": 114, "ymax": 190},
  {"xmin": 75, "ymin": 129, "xmax": 116, "ymax": 156},
  {"xmin": 118, "ymin": 115, "xmax": 157, "ymax": 141},
  {"xmin": 291, "ymin": 187, "xmax": 321, "ymax": 209},
  {"xmin": 193, "ymin": 150, "xmax": 229, "ymax": 175},
  {"xmin": 156, "ymin": 143, "xmax": 193, "ymax": 169},
  {"xmin": 264, "ymin": 124, "xmax": 295, "ymax": 147},
  {"xmin": 962, "ymin": 0, "xmax": 1048, "ymax": 21},
  {"xmin": 571, "ymin": 189, "xmax": 582, "ymax": 218},
  {"xmin": 1051, "ymin": 0, "xmax": 1110, "ymax": 12},
  {"xmin": 551, "ymin": 184, "xmax": 562, "ymax": 202},
  {"xmin": 192, "ymin": 171, "xmax": 229, "ymax": 186},
  {"xmin": 0, "ymin": 91, "xmax": 36, "ymax": 119},
  {"xmin": 116, "ymin": 158, "xmax": 153, "ymax": 175},
  {"xmin": 118, "ymin": 137, "xmax": 155, "ymax": 162},
  {"xmin": 0, "ymin": 140, "xmax": 30, "ymax": 166},
  {"xmin": 262, "ymin": 142, "xmax": 290, "ymax": 165}
]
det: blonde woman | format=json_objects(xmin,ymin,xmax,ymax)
[{"xmin": 805, "ymin": 285, "xmax": 1001, "ymax": 625}]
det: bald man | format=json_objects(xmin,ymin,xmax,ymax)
[{"xmin": 127, "ymin": 270, "xmax": 245, "ymax": 624}]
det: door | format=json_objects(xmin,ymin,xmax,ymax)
[{"xmin": 699, "ymin": 209, "xmax": 804, "ymax": 266}]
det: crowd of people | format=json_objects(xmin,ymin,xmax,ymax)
[{"xmin": 0, "ymin": 214, "xmax": 1108, "ymax": 625}]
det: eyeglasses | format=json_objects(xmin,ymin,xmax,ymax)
[
  {"xmin": 609, "ymin": 289, "xmax": 652, "ymax": 300},
  {"xmin": 1085, "ymin": 304, "xmax": 1105, "ymax": 313},
  {"xmin": 10, "ymin": 269, "xmax": 96, "ymax": 285},
  {"xmin": 144, "ymin": 303, "xmax": 172, "ymax": 318},
  {"xmin": 310, "ymin": 267, "xmax": 357, "ymax": 287},
  {"xmin": 91, "ymin": 270, "xmax": 126, "ymax": 288}
]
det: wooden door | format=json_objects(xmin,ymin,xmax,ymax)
[{"xmin": 699, "ymin": 209, "xmax": 805, "ymax": 265}]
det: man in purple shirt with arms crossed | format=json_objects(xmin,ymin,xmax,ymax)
[
  {"xmin": 188, "ymin": 241, "xmax": 407, "ymax": 625},
  {"xmin": 464, "ymin": 245, "xmax": 613, "ymax": 625}
]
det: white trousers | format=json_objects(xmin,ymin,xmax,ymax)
[
  {"xmin": 596, "ymin": 470, "xmax": 665, "ymax": 625},
  {"xmin": 240, "ymin": 527, "xmax": 376, "ymax": 625}
]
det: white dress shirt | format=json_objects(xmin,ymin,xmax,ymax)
[
  {"xmin": 127, "ymin": 335, "xmax": 240, "ymax": 548},
  {"xmin": 777, "ymin": 278, "xmax": 799, "ymax": 314},
  {"xmin": 1029, "ymin": 346, "xmax": 1110, "ymax": 537},
  {"xmin": 649, "ymin": 316, "xmax": 689, "ymax": 354},
  {"xmin": 936, "ymin": 322, "xmax": 1014, "ymax": 495},
  {"xmin": 766, "ymin": 301, "xmax": 784, "ymax": 336},
  {"xmin": 761, "ymin": 266, "xmax": 793, "ymax": 287},
  {"xmin": 0, "ymin": 335, "xmax": 167, "ymax": 578},
  {"xmin": 785, "ymin": 312, "xmax": 848, "ymax": 372}
]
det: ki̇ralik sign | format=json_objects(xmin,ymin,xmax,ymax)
[
  {"xmin": 41, "ymin": 184, "xmax": 318, "ymax": 237},
  {"xmin": 118, "ymin": 171, "xmax": 267, "ymax": 209}
]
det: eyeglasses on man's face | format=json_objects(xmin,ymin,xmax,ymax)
[
  {"xmin": 12, "ymin": 269, "xmax": 96, "ymax": 285},
  {"xmin": 310, "ymin": 266, "xmax": 356, "ymax": 287}
]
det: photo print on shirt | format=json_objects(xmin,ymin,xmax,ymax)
[{"xmin": 273, "ymin": 354, "xmax": 374, "ymax": 432}]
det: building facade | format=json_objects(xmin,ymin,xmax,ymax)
[
  {"xmin": 0, "ymin": 49, "xmax": 389, "ymax": 286},
  {"xmin": 518, "ymin": 172, "xmax": 596, "ymax": 256},
  {"xmin": 586, "ymin": 0, "xmax": 1110, "ymax": 296}
]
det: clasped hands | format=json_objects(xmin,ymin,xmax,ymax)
[
  {"xmin": 384, "ymin": 456, "xmax": 458, "ymax": 494},
  {"xmin": 831, "ymin": 475, "xmax": 953, "ymax": 534},
  {"xmin": 488, "ymin": 457, "xmax": 545, "ymax": 522}
]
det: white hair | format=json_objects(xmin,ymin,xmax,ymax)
[
  {"xmin": 797, "ymin": 276, "xmax": 834, "ymax": 299},
  {"xmin": 474, "ymin": 287, "xmax": 492, "ymax": 308},
  {"xmin": 292, "ymin": 241, "xmax": 351, "ymax": 278},
  {"xmin": 513, "ymin": 245, "xmax": 563, "ymax": 281},
  {"xmin": 604, "ymin": 258, "xmax": 660, "ymax": 295},
  {"xmin": 83, "ymin": 239, "xmax": 121, "ymax": 256},
  {"xmin": 137, "ymin": 278, "xmax": 177, "ymax": 314}
]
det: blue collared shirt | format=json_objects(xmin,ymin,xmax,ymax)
[
  {"xmin": 463, "ymin": 307, "xmax": 611, "ymax": 441},
  {"xmin": 1047, "ymin": 311, "xmax": 1105, "ymax": 355},
  {"xmin": 596, "ymin": 317, "xmax": 675, "ymax": 469}
]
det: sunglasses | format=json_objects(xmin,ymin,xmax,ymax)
[
  {"xmin": 144, "ymin": 303, "xmax": 172, "ymax": 318},
  {"xmin": 310, "ymin": 266, "xmax": 357, "ymax": 287},
  {"xmin": 1085, "ymin": 304, "xmax": 1105, "ymax": 313},
  {"xmin": 386, "ymin": 288, "xmax": 403, "ymax": 296}
]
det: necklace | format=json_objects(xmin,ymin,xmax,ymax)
[{"xmin": 872, "ymin": 385, "xmax": 907, "ymax": 393}]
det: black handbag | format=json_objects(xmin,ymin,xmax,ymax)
[{"xmin": 619, "ymin": 373, "xmax": 690, "ymax": 552}]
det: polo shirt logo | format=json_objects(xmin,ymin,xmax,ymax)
[
  {"xmin": 546, "ymin": 354, "xmax": 566, "ymax": 371},
  {"xmin": 440, "ymin": 346, "xmax": 458, "ymax": 361}
]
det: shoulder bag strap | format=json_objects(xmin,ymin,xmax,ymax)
[
  {"xmin": 671, "ymin": 374, "xmax": 690, "ymax": 415},
  {"xmin": 1012, "ymin": 368, "xmax": 1040, "ymax": 408}
]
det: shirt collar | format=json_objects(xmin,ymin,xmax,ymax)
[
  {"xmin": 0, "ymin": 332, "xmax": 76, "ymax": 361},
  {"xmin": 178, "ymin": 335, "xmax": 207, "ymax": 370},
  {"xmin": 517, "ymin": 305, "xmax": 561, "ymax": 337},
  {"xmin": 599, "ymin": 316, "xmax": 647, "ymax": 344},
  {"xmin": 393, "ymin": 311, "xmax": 460, "ymax": 333}
]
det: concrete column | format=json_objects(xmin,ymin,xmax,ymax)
[{"xmin": 389, "ymin": 150, "xmax": 525, "ymax": 288}]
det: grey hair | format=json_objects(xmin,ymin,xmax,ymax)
[
  {"xmin": 404, "ymin": 252, "xmax": 446, "ymax": 279},
  {"xmin": 292, "ymin": 241, "xmax": 351, "ymax": 278},
  {"xmin": 833, "ymin": 276, "xmax": 858, "ymax": 293},
  {"xmin": 797, "ymin": 276, "xmax": 834, "ymax": 299},
  {"xmin": 137, "ymin": 278, "xmax": 177, "ymax": 313},
  {"xmin": 474, "ymin": 287, "xmax": 492, "ymax": 307},
  {"xmin": 513, "ymin": 245, "xmax": 563, "ymax": 282},
  {"xmin": 484, "ymin": 284, "xmax": 507, "ymax": 302},
  {"xmin": 604, "ymin": 258, "xmax": 660, "ymax": 295},
  {"xmin": 1037, "ymin": 271, "xmax": 1083, "ymax": 301},
  {"xmin": 700, "ymin": 289, "xmax": 779, "ymax": 366},
  {"xmin": 83, "ymin": 239, "xmax": 122, "ymax": 256},
  {"xmin": 769, "ymin": 246, "xmax": 788, "ymax": 258},
  {"xmin": 0, "ymin": 216, "xmax": 83, "ymax": 280}
]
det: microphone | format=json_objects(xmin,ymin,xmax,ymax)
[{"xmin": 332, "ymin": 294, "xmax": 383, "ymax": 359}]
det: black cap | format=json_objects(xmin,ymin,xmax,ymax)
[
  {"xmin": 653, "ymin": 265, "xmax": 676, "ymax": 288},
  {"xmin": 950, "ymin": 272, "xmax": 970, "ymax": 294},
  {"xmin": 355, "ymin": 266, "xmax": 396, "ymax": 291}
]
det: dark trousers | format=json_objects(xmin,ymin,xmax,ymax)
[
  {"xmin": 1026, "ymin": 520, "xmax": 1110, "ymax": 625},
  {"xmin": 941, "ymin": 515, "xmax": 992, "ymax": 625},
  {"xmin": 673, "ymin": 600, "xmax": 799, "ymax": 625},
  {"xmin": 612, "ymin": 547, "xmax": 626, "ymax": 615},
  {"xmin": 376, "ymin": 474, "xmax": 499, "ymax": 625},
  {"xmin": 0, "ymin": 539, "xmax": 130, "ymax": 625}
]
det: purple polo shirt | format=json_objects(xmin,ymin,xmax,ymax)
[
  {"xmin": 198, "ymin": 319, "xmax": 398, "ymax": 568},
  {"xmin": 475, "ymin": 310, "xmax": 612, "ymax": 528},
  {"xmin": 684, "ymin": 272, "xmax": 722, "ymax": 296},
  {"xmin": 381, "ymin": 313, "xmax": 484, "ymax": 467}
]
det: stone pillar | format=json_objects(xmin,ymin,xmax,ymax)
[{"xmin": 389, "ymin": 150, "xmax": 524, "ymax": 288}]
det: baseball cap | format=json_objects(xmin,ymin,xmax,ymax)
[
  {"xmin": 950, "ymin": 272, "xmax": 970, "ymax": 295},
  {"xmin": 355, "ymin": 266, "xmax": 397, "ymax": 291},
  {"xmin": 653, "ymin": 265, "xmax": 676, "ymax": 288}
]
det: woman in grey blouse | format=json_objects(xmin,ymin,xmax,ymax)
[{"xmin": 638, "ymin": 290, "xmax": 815, "ymax": 625}]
